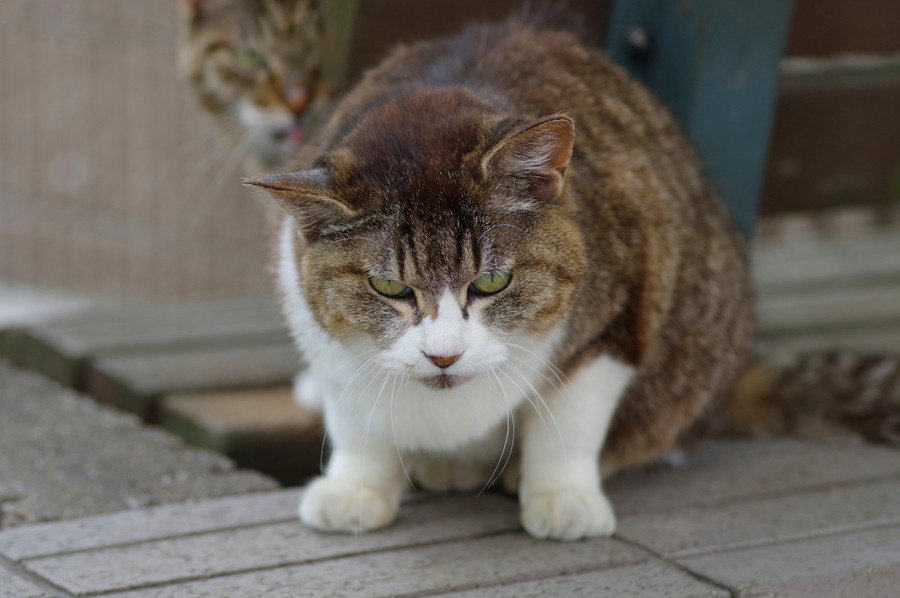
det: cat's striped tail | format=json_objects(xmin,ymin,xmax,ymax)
[{"xmin": 726, "ymin": 351, "xmax": 900, "ymax": 446}]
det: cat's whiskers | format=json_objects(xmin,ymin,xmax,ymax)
[
  {"xmin": 345, "ymin": 366, "xmax": 389, "ymax": 422},
  {"xmin": 335, "ymin": 352, "xmax": 382, "ymax": 407},
  {"xmin": 481, "ymin": 371, "xmax": 515, "ymax": 495},
  {"xmin": 316, "ymin": 348, "xmax": 381, "ymax": 473},
  {"xmin": 499, "ymin": 364, "xmax": 567, "ymax": 461},
  {"xmin": 505, "ymin": 341, "xmax": 568, "ymax": 386},
  {"xmin": 507, "ymin": 353, "xmax": 565, "ymax": 395},
  {"xmin": 390, "ymin": 374, "xmax": 415, "ymax": 489}
]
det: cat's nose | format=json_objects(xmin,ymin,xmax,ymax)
[
  {"xmin": 285, "ymin": 87, "xmax": 309, "ymax": 115},
  {"xmin": 425, "ymin": 352, "xmax": 462, "ymax": 369}
]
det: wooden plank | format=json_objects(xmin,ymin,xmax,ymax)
[
  {"xmin": 86, "ymin": 341, "xmax": 299, "ymax": 420},
  {"xmin": 161, "ymin": 388, "xmax": 324, "ymax": 485},
  {"xmin": 98, "ymin": 533, "xmax": 647, "ymax": 598},
  {"xmin": 435, "ymin": 562, "xmax": 729, "ymax": 598},
  {"xmin": 758, "ymin": 284, "xmax": 900, "ymax": 336},
  {"xmin": 606, "ymin": 0, "xmax": 793, "ymax": 236},
  {"xmin": 319, "ymin": 0, "xmax": 359, "ymax": 93},
  {"xmin": 753, "ymin": 228, "xmax": 900, "ymax": 291},
  {"xmin": 678, "ymin": 525, "xmax": 900, "ymax": 597},
  {"xmin": 786, "ymin": 0, "xmax": 900, "ymax": 56},
  {"xmin": 23, "ymin": 495, "xmax": 527, "ymax": 596},
  {"xmin": 618, "ymin": 478, "xmax": 900, "ymax": 558},
  {"xmin": 607, "ymin": 439, "xmax": 900, "ymax": 516},
  {"xmin": 761, "ymin": 67, "xmax": 900, "ymax": 214},
  {"xmin": 0, "ymin": 490, "xmax": 301, "ymax": 561},
  {"xmin": 759, "ymin": 326, "xmax": 900, "ymax": 356}
]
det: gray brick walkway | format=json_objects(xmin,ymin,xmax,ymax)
[{"xmin": 1, "ymin": 438, "xmax": 898, "ymax": 597}]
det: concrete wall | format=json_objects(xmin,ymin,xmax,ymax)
[{"xmin": 0, "ymin": 1, "xmax": 272, "ymax": 300}]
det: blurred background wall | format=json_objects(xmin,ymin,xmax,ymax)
[{"xmin": 1, "ymin": 0, "xmax": 898, "ymax": 300}]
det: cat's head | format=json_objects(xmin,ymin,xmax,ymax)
[
  {"xmin": 249, "ymin": 90, "xmax": 586, "ymax": 389},
  {"xmin": 180, "ymin": 0, "xmax": 327, "ymax": 167}
]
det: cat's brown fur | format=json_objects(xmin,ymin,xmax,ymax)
[
  {"xmin": 180, "ymin": 0, "xmax": 328, "ymax": 167},
  {"xmin": 253, "ymin": 20, "xmax": 755, "ymax": 472}
]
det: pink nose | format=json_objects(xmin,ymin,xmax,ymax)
[
  {"xmin": 426, "ymin": 353, "xmax": 462, "ymax": 369},
  {"xmin": 284, "ymin": 87, "xmax": 309, "ymax": 115}
]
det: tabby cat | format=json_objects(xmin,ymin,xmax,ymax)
[
  {"xmin": 180, "ymin": 0, "xmax": 328, "ymax": 168},
  {"xmin": 247, "ymin": 19, "xmax": 899, "ymax": 541}
]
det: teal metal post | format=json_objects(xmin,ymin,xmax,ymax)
[{"xmin": 606, "ymin": 0, "xmax": 793, "ymax": 237}]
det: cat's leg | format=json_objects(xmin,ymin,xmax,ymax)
[
  {"xmin": 291, "ymin": 370, "xmax": 322, "ymax": 413},
  {"xmin": 406, "ymin": 426, "xmax": 508, "ymax": 492},
  {"xmin": 299, "ymin": 402, "xmax": 406, "ymax": 533},
  {"xmin": 518, "ymin": 354, "xmax": 634, "ymax": 541},
  {"xmin": 406, "ymin": 454, "xmax": 494, "ymax": 492}
]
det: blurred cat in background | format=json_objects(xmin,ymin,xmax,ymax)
[{"xmin": 180, "ymin": 0, "xmax": 328, "ymax": 168}]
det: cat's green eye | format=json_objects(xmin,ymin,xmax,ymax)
[
  {"xmin": 470, "ymin": 271, "xmax": 512, "ymax": 295},
  {"xmin": 369, "ymin": 276, "xmax": 412, "ymax": 298},
  {"xmin": 235, "ymin": 47, "xmax": 264, "ymax": 70}
]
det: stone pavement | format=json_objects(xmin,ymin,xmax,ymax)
[
  {"xmin": 0, "ymin": 361, "xmax": 276, "ymax": 529},
  {"xmin": 1, "ymin": 436, "xmax": 898, "ymax": 597}
]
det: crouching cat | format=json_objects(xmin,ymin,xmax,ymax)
[{"xmin": 246, "ymin": 20, "xmax": 755, "ymax": 541}]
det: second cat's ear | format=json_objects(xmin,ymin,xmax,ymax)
[
  {"xmin": 483, "ymin": 115, "xmax": 575, "ymax": 203},
  {"xmin": 244, "ymin": 169, "xmax": 355, "ymax": 241}
]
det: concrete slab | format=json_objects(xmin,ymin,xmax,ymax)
[
  {"xmin": 86, "ymin": 342, "xmax": 298, "ymax": 419},
  {"xmin": 12, "ymin": 296, "xmax": 285, "ymax": 388},
  {"xmin": 0, "ymin": 564, "xmax": 54, "ymax": 598},
  {"xmin": 22, "ymin": 494, "xmax": 520, "ymax": 594},
  {"xmin": 435, "ymin": 562, "xmax": 728, "ymax": 597},
  {"xmin": 607, "ymin": 438, "xmax": 900, "ymax": 515},
  {"xmin": 678, "ymin": 524, "xmax": 900, "ymax": 597},
  {"xmin": 0, "ymin": 361, "xmax": 275, "ymax": 529},
  {"xmin": 160, "ymin": 387, "xmax": 323, "ymax": 484},
  {"xmin": 618, "ymin": 477, "xmax": 900, "ymax": 557},
  {"xmin": 103, "ymin": 533, "xmax": 648, "ymax": 598},
  {"xmin": 0, "ymin": 489, "xmax": 301, "ymax": 561}
]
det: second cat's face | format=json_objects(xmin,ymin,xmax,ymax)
[
  {"xmin": 180, "ymin": 0, "xmax": 327, "ymax": 167},
  {"xmin": 253, "ymin": 90, "xmax": 587, "ymax": 390}
]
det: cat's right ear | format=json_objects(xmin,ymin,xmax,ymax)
[{"xmin": 244, "ymin": 169, "xmax": 356, "ymax": 241}]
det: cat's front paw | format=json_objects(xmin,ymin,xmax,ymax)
[
  {"xmin": 299, "ymin": 477, "xmax": 399, "ymax": 533},
  {"xmin": 520, "ymin": 487, "xmax": 616, "ymax": 541}
]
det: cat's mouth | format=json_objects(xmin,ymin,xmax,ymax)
[{"xmin": 420, "ymin": 374, "xmax": 473, "ymax": 390}]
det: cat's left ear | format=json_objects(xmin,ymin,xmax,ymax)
[
  {"xmin": 244, "ymin": 169, "xmax": 355, "ymax": 241},
  {"xmin": 483, "ymin": 115, "xmax": 575, "ymax": 203}
]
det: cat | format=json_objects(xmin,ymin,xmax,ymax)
[
  {"xmin": 180, "ymin": 0, "xmax": 328, "ymax": 168},
  {"xmin": 246, "ymin": 19, "xmax": 898, "ymax": 541}
]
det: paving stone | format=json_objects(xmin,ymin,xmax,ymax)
[
  {"xmin": 23, "ymin": 494, "xmax": 522, "ymax": 595},
  {"xmin": 161, "ymin": 387, "xmax": 324, "ymax": 485},
  {"xmin": 104, "ymin": 533, "xmax": 647, "ymax": 598},
  {"xmin": 0, "ymin": 489, "xmax": 300, "ymax": 561},
  {"xmin": 435, "ymin": 561, "xmax": 728, "ymax": 597},
  {"xmin": 618, "ymin": 477, "xmax": 900, "ymax": 557},
  {"xmin": 14, "ymin": 296, "xmax": 286, "ymax": 388},
  {"xmin": 0, "ymin": 565, "xmax": 54, "ymax": 598},
  {"xmin": 0, "ymin": 361, "xmax": 275, "ymax": 530},
  {"xmin": 86, "ymin": 341, "xmax": 299, "ymax": 420},
  {"xmin": 607, "ymin": 439, "xmax": 900, "ymax": 515},
  {"xmin": 678, "ymin": 524, "xmax": 900, "ymax": 597}
]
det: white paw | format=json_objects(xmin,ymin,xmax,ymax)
[
  {"xmin": 520, "ymin": 488, "xmax": 616, "ymax": 541},
  {"xmin": 407, "ymin": 456, "xmax": 492, "ymax": 492},
  {"xmin": 292, "ymin": 371, "xmax": 322, "ymax": 413},
  {"xmin": 299, "ymin": 477, "xmax": 398, "ymax": 533}
]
